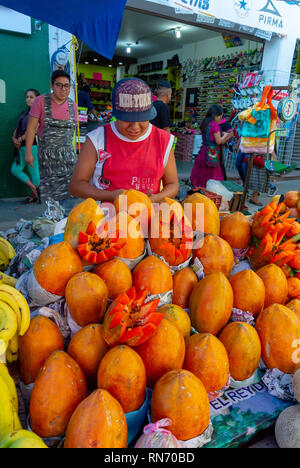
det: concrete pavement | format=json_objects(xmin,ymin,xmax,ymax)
[{"xmin": 0, "ymin": 174, "xmax": 299, "ymax": 233}]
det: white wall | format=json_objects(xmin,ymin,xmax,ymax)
[
  {"xmin": 124, "ymin": 34, "xmax": 261, "ymax": 75},
  {"xmin": 48, "ymin": 26, "xmax": 75, "ymax": 100},
  {"xmin": 262, "ymin": 35, "xmax": 298, "ymax": 86},
  {"xmin": 0, "ymin": 6, "xmax": 31, "ymax": 35},
  {"xmin": 0, "ymin": 79, "xmax": 5, "ymax": 104}
]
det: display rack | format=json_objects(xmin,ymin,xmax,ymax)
[
  {"xmin": 183, "ymin": 49, "xmax": 263, "ymax": 123},
  {"xmin": 168, "ymin": 66, "xmax": 182, "ymax": 121},
  {"xmin": 137, "ymin": 71, "xmax": 169, "ymax": 91},
  {"xmin": 85, "ymin": 78, "xmax": 113, "ymax": 110},
  {"xmin": 137, "ymin": 65, "xmax": 183, "ymax": 122}
]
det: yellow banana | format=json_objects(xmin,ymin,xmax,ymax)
[
  {"xmin": 0, "ymin": 339, "xmax": 8, "ymax": 353},
  {"xmin": 0, "ymin": 302, "xmax": 17, "ymax": 342},
  {"xmin": 0, "ymin": 273, "xmax": 18, "ymax": 288},
  {"xmin": 0, "ymin": 292, "xmax": 22, "ymax": 332},
  {"xmin": 0, "ymin": 374, "xmax": 15, "ymax": 440},
  {"xmin": 0, "ymin": 248, "xmax": 9, "ymax": 271},
  {"xmin": 0, "ymin": 285, "xmax": 31, "ymax": 336},
  {"xmin": 0, "ymin": 339, "xmax": 7, "ymax": 363},
  {"xmin": 0, "ymin": 363, "xmax": 18, "ymax": 412},
  {"xmin": 6, "ymin": 345, "xmax": 18, "ymax": 364},
  {"xmin": 8, "ymin": 333, "xmax": 19, "ymax": 354},
  {"xmin": 0, "ymin": 238, "xmax": 16, "ymax": 261},
  {"xmin": 0, "ymin": 430, "xmax": 46, "ymax": 448},
  {"xmin": 12, "ymin": 407, "xmax": 22, "ymax": 431}
]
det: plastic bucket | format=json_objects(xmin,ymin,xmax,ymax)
[{"xmin": 125, "ymin": 388, "xmax": 150, "ymax": 445}]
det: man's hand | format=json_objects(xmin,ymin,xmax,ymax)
[
  {"xmin": 112, "ymin": 189, "xmax": 126, "ymax": 200},
  {"xmin": 147, "ymin": 191, "xmax": 164, "ymax": 203},
  {"xmin": 25, "ymin": 152, "xmax": 34, "ymax": 168}
]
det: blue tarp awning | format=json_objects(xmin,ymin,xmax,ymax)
[{"xmin": 0, "ymin": 0, "xmax": 127, "ymax": 59}]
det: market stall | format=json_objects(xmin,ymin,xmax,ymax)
[{"xmin": 1, "ymin": 0, "xmax": 300, "ymax": 452}]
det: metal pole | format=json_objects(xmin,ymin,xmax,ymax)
[
  {"xmin": 239, "ymin": 154, "xmax": 254, "ymax": 212},
  {"xmin": 72, "ymin": 36, "xmax": 81, "ymax": 154}
]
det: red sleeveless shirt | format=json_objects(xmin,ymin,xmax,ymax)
[{"xmin": 88, "ymin": 122, "xmax": 174, "ymax": 195}]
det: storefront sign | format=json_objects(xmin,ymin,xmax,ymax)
[{"xmin": 144, "ymin": 0, "xmax": 299, "ymax": 37}]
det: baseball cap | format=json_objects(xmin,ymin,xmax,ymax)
[{"xmin": 112, "ymin": 78, "xmax": 157, "ymax": 122}]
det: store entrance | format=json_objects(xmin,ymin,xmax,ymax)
[{"xmin": 76, "ymin": 8, "xmax": 264, "ymax": 191}]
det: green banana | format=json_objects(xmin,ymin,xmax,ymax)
[
  {"xmin": 0, "ymin": 430, "xmax": 46, "ymax": 448},
  {"xmin": 8, "ymin": 436, "xmax": 48, "ymax": 448},
  {"xmin": 0, "ymin": 273, "xmax": 18, "ymax": 288}
]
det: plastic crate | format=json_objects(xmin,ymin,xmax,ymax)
[{"xmin": 188, "ymin": 187, "xmax": 222, "ymax": 210}]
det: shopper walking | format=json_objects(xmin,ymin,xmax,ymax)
[
  {"xmin": 190, "ymin": 105, "xmax": 232, "ymax": 188},
  {"xmin": 25, "ymin": 70, "xmax": 77, "ymax": 202},
  {"xmin": 150, "ymin": 81, "xmax": 172, "ymax": 132},
  {"xmin": 11, "ymin": 89, "xmax": 41, "ymax": 204},
  {"xmin": 69, "ymin": 78, "xmax": 179, "ymax": 203}
]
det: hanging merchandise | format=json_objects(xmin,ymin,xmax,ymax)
[
  {"xmin": 50, "ymin": 46, "xmax": 71, "ymax": 76},
  {"xmin": 238, "ymin": 85, "xmax": 278, "ymax": 155},
  {"xmin": 183, "ymin": 49, "xmax": 264, "ymax": 123},
  {"xmin": 277, "ymin": 97, "xmax": 297, "ymax": 122}
]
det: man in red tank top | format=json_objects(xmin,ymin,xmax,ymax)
[{"xmin": 69, "ymin": 78, "xmax": 179, "ymax": 203}]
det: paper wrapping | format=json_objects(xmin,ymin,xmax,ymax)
[
  {"xmin": 262, "ymin": 368, "xmax": 298, "ymax": 402},
  {"xmin": 18, "ymin": 269, "xmax": 63, "ymax": 308},
  {"xmin": 146, "ymin": 240, "xmax": 192, "ymax": 275},
  {"xmin": 230, "ymin": 308, "xmax": 256, "ymax": 327}
]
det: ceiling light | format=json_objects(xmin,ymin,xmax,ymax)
[
  {"xmin": 84, "ymin": 61, "xmax": 89, "ymax": 64},
  {"xmin": 175, "ymin": 27, "xmax": 181, "ymax": 39},
  {"xmin": 119, "ymin": 62, "xmax": 123, "ymax": 65},
  {"xmin": 93, "ymin": 58, "xmax": 98, "ymax": 62},
  {"xmin": 126, "ymin": 43, "xmax": 132, "ymax": 54},
  {"xmin": 108, "ymin": 64, "xmax": 113, "ymax": 68}
]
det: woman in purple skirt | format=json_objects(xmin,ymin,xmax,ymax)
[{"xmin": 190, "ymin": 105, "xmax": 232, "ymax": 188}]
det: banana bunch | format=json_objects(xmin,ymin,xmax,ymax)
[
  {"xmin": 0, "ymin": 238, "xmax": 16, "ymax": 272},
  {"xmin": 0, "ymin": 284, "xmax": 31, "ymax": 364},
  {"xmin": 0, "ymin": 363, "xmax": 22, "ymax": 440},
  {"xmin": 0, "ymin": 429, "xmax": 48, "ymax": 448}
]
